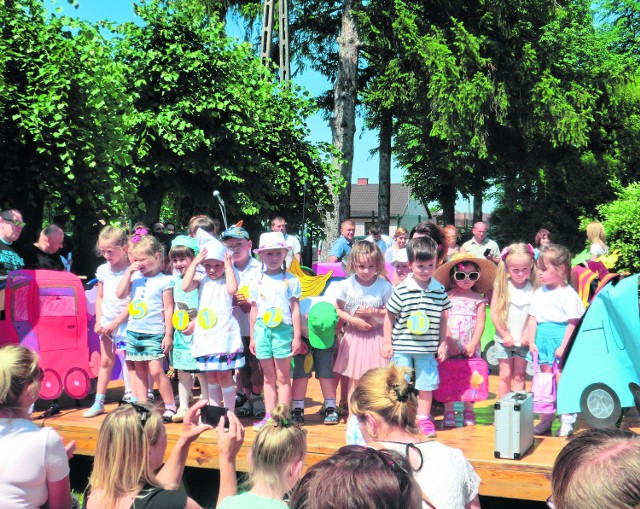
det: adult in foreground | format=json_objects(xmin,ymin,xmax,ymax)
[
  {"xmin": 289, "ymin": 444, "xmax": 423, "ymax": 509},
  {"xmin": 0, "ymin": 345, "xmax": 75, "ymax": 509},
  {"xmin": 328, "ymin": 219, "xmax": 356, "ymax": 262},
  {"xmin": 460, "ymin": 222, "xmax": 500, "ymax": 264},
  {"xmin": 350, "ymin": 364, "xmax": 481, "ymax": 509},
  {"xmin": 0, "ymin": 208, "xmax": 25, "ymax": 276},
  {"xmin": 21, "ymin": 225, "xmax": 65, "ymax": 270},
  {"xmin": 550, "ymin": 428, "xmax": 640, "ymax": 509},
  {"xmin": 84, "ymin": 400, "xmax": 244, "ymax": 509}
]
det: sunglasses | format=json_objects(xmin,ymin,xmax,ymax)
[
  {"xmin": 453, "ymin": 271, "xmax": 480, "ymax": 282},
  {"xmin": 1, "ymin": 216, "xmax": 26, "ymax": 228},
  {"xmin": 119, "ymin": 400, "xmax": 151, "ymax": 426}
]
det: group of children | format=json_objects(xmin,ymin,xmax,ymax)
[{"xmin": 83, "ymin": 216, "xmax": 590, "ymax": 438}]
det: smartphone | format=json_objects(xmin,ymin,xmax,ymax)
[
  {"xmin": 201, "ymin": 405, "xmax": 228, "ymax": 427},
  {"xmin": 484, "ymin": 248, "xmax": 492, "ymax": 257}
]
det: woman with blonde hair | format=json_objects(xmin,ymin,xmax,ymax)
[
  {"xmin": 385, "ymin": 227, "xmax": 409, "ymax": 263},
  {"xmin": 443, "ymin": 225, "xmax": 461, "ymax": 261},
  {"xmin": 350, "ymin": 364, "xmax": 481, "ymax": 509},
  {"xmin": 0, "ymin": 345, "xmax": 74, "ymax": 509},
  {"xmin": 219, "ymin": 403, "xmax": 307, "ymax": 508},
  {"xmin": 84, "ymin": 399, "xmax": 244, "ymax": 509},
  {"xmin": 585, "ymin": 221, "xmax": 608, "ymax": 261}
]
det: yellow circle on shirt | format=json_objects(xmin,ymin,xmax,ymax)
[
  {"xmin": 407, "ymin": 311, "xmax": 430, "ymax": 335},
  {"xmin": 197, "ymin": 308, "xmax": 218, "ymax": 330},
  {"xmin": 263, "ymin": 307, "xmax": 283, "ymax": 328},
  {"xmin": 172, "ymin": 310, "xmax": 190, "ymax": 331},
  {"xmin": 238, "ymin": 285, "xmax": 250, "ymax": 300},
  {"xmin": 128, "ymin": 300, "xmax": 148, "ymax": 319}
]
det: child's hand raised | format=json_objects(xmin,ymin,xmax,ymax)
[
  {"xmin": 193, "ymin": 247, "xmax": 208, "ymax": 265},
  {"xmin": 224, "ymin": 250, "xmax": 234, "ymax": 267}
]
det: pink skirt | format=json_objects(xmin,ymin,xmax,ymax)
[{"xmin": 333, "ymin": 325, "xmax": 387, "ymax": 380}]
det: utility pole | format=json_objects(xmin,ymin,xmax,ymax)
[{"xmin": 260, "ymin": 0, "xmax": 290, "ymax": 83}]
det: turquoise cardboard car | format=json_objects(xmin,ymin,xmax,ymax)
[{"xmin": 557, "ymin": 274, "xmax": 640, "ymax": 428}]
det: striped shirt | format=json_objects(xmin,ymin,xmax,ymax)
[{"xmin": 386, "ymin": 274, "xmax": 451, "ymax": 354}]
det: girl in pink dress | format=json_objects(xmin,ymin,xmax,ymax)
[{"xmin": 434, "ymin": 256, "xmax": 496, "ymax": 428}]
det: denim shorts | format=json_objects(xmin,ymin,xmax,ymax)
[
  {"xmin": 494, "ymin": 341, "xmax": 529, "ymax": 360},
  {"xmin": 391, "ymin": 352, "xmax": 439, "ymax": 391},
  {"xmin": 254, "ymin": 319, "xmax": 293, "ymax": 360},
  {"xmin": 126, "ymin": 331, "xmax": 164, "ymax": 361},
  {"xmin": 292, "ymin": 338, "xmax": 336, "ymax": 379}
]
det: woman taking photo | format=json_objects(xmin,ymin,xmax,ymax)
[
  {"xmin": 351, "ymin": 364, "xmax": 481, "ymax": 509},
  {"xmin": 0, "ymin": 345, "xmax": 74, "ymax": 509},
  {"xmin": 84, "ymin": 399, "xmax": 244, "ymax": 509}
]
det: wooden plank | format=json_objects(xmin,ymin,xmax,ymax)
[{"xmin": 39, "ymin": 374, "xmax": 640, "ymax": 502}]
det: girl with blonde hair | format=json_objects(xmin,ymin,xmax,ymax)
[
  {"xmin": 0, "ymin": 345, "xmax": 74, "ymax": 509},
  {"xmin": 491, "ymin": 243, "xmax": 540, "ymax": 398},
  {"xmin": 350, "ymin": 364, "xmax": 481, "ymax": 509},
  {"xmin": 585, "ymin": 221, "xmax": 608, "ymax": 261},
  {"xmin": 219, "ymin": 403, "xmax": 307, "ymax": 509}
]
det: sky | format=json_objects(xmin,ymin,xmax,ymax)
[{"xmin": 49, "ymin": 0, "xmax": 481, "ymax": 211}]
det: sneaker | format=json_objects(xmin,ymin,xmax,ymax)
[
  {"xmin": 235, "ymin": 393, "xmax": 248, "ymax": 408},
  {"xmin": 147, "ymin": 392, "xmax": 156, "ymax": 404},
  {"xmin": 252, "ymin": 395, "xmax": 266, "ymax": 419},
  {"xmin": 556, "ymin": 422, "xmax": 574, "ymax": 437},
  {"xmin": 443, "ymin": 411, "xmax": 457, "ymax": 428},
  {"xmin": 253, "ymin": 417, "xmax": 272, "ymax": 431},
  {"xmin": 172, "ymin": 407, "xmax": 189, "ymax": 423},
  {"xmin": 236, "ymin": 397, "xmax": 253, "ymax": 417},
  {"xmin": 336, "ymin": 403, "xmax": 348, "ymax": 416},
  {"xmin": 291, "ymin": 408, "xmax": 305, "ymax": 427},
  {"xmin": 463, "ymin": 410, "xmax": 476, "ymax": 427},
  {"xmin": 121, "ymin": 391, "xmax": 132, "ymax": 403},
  {"xmin": 162, "ymin": 408, "xmax": 177, "ymax": 423},
  {"xmin": 324, "ymin": 407, "xmax": 339, "ymax": 425},
  {"xmin": 534, "ymin": 415, "xmax": 554, "ymax": 435},
  {"xmin": 83, "ymin": 402, "xmax": 105, "ymax": 418},
  {"xmin": 418, "ymin": 416, "xmax": 437, "ymax": 438}
]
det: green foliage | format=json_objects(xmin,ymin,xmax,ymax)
[{"xmin": 589, "ymin": 183, "xmax": 640, "ymax": 273}]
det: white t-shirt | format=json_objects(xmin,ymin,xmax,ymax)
[
  {"xmin": 96, "ymin": 263, "xmax": 130, "ymax": 339},
  {"xmin": 529, "ymin": 285, "xmax": 584, "ymax": 324},
  {"xmin": 127, "ymin": 272, "xmax": 174, "ymax": 334},
  {"xmin": 365, "ymin": 234, "xmax": 393, "ymax": 253},
  {"xmin": 334, "ymin": 275, "xmax": 392, "ymax": 324},
  {"xmin": 232, "ymin": 257, "xmax": 262, "ymax": 336},
  {"xmin": 284, "ymin": 234, "xmax": 302, "ymax": 268},
  {"xmin": 0, "ymin": 418, "xmax": 69, "ymax": 509},
  {"xmin": 590, "ymin": 243, "xmax": 608, "ymax": 258},
  {"xmin": 495, "ymin": 280, "xmax": 534, "ymax": 346},
  {"xmin": 249, "ymin": 272, "xmax": 301, "ymax": 325},
  {"xmin": 379, "ymin": 441, "xmax": 480, "ymax": 509},
  {"xmin": 191, "ymin": 276, "xmax": 242, "ymax": 357}
]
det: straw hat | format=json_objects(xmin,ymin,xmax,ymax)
[
  {"xmin": 433, "ymin": 254, "xmax": 496, "ymax": 294},
  {"xmin": 253, "ymin": 231, "xmax": 292, "ymax": 253}
]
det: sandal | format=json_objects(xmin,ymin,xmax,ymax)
[
  {"xmin": 443, "ymin": 410, "xmax": 456, "ymax": 428},
  {"xmin": 463, "ymin": 410, "xmax": 476, "ymax": 426},
  {"xmin": 162, "ymin": 408, "xmax": 177, "ymax": 423}
]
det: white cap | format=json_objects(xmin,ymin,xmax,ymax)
[{"xmin": 201, "ymin": 238, "xmax": 228, "ymax": 261}]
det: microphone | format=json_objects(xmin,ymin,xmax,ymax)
[
  {"xmin": 213, "ymin": 190, "xmax": 224, "ymax": 204},
  {"xmin": 37, "ymin": 403, "xmax": 61, "ymax": 419}
]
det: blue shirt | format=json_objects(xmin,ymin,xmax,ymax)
[{"xmin": 329, "ymin": 235, "xmax": 352, "ymax": 261}]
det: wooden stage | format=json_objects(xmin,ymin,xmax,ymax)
[{"xmin": 35, "ymin": 374, "xmax": 640, "ymax": 503}]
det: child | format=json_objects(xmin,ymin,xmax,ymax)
[
  {"xmin": 84, "ymin": 226, "xmax": 132, "ymax": 417},
  {"xmin": 221, "ymin": 224, "xmax": 265, "ymax": 419},
  {"xmin": 115, "ymin": 234, "xmax": 177, "ymax": 421},
  {"xmin": 586, "ymin": 221, "xmax": 608, "ymax": 261},
  {"xmin": 528, "ymin": 244, "xmax": 585, "ymax": 436},
  {"xmin": 249, "ymin": 232, "xmax": 302, "ymax": 430},
  {"xmin": 334, "ymin": 240, "xmax": 392, "ymax": 412},
  {"xmin": 291, "ymin": 298, "xmax": 340, "ymax": 426},
  {"xmin": 391, "ymin": 248, "xmax": 411, "ymax": 286},
  {"xmin": 383, "ymin": 237, "xmax": 451, "ymax": 438},
  {"xmin": 182, "ymin": 239, "xmax": 244, "ymax": 415},
  {"xmin": 433, "ymin": 255, "xmax": 496, "ymax": 427},
  {"xmin": 491, "ymin": 243, "xmax": 539, "ymax": 399},
  {"xmin": 218, "ymin": 403, "xmax": 306, "ymax": 509},
  {"xmin": 168, "ymin": 235, "xmax": 207, "ymax": 422}
]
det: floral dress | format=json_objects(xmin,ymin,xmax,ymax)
[{"xmin": 448, "ymin": 294, "xmax": 485, "ymax": 358}]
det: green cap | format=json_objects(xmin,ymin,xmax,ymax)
[
  {"xmin": 170, "ymin": 235, "xmax": 200, "ymax": 255},
  {"xmin": 308, "ymin": 301, "xmax": 338, "ymax": 349}
]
